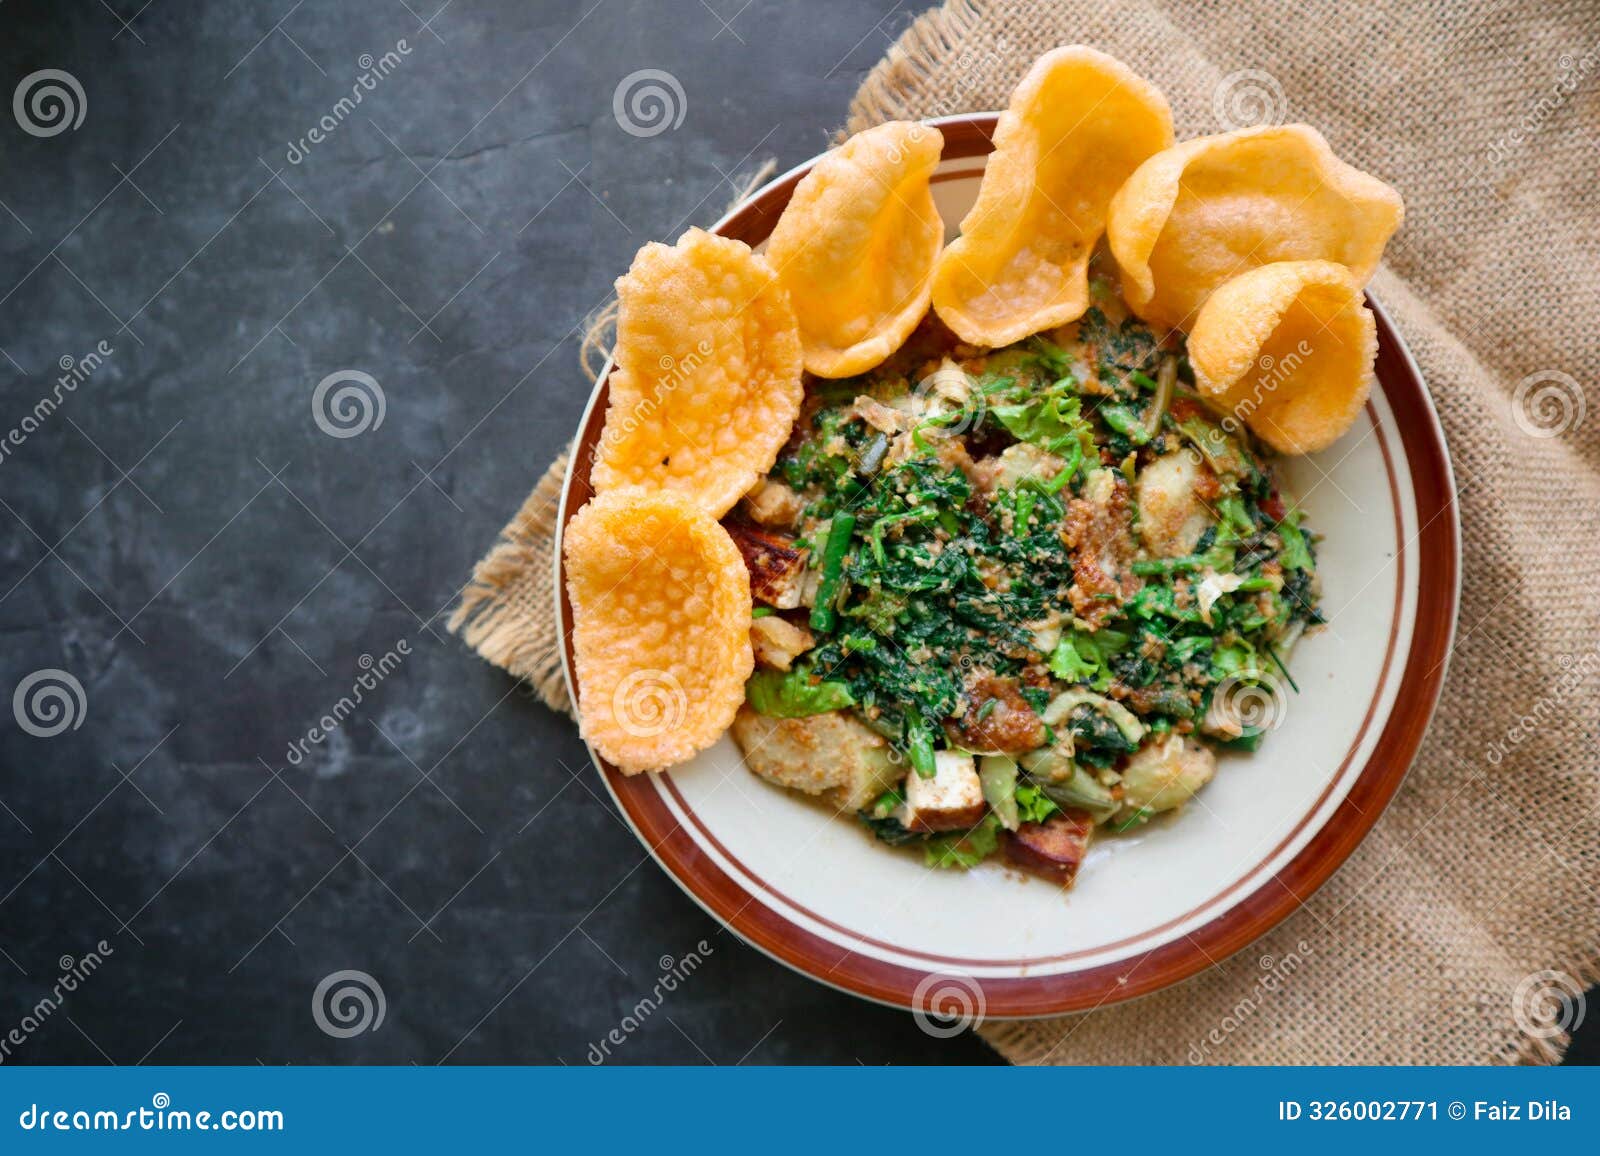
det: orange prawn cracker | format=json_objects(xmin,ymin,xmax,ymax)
[
  {"xmin": 930, "ymin": 46, "xmax": 1173, "ymax": 348},
  {"xmin": 1107, "ymin": 125, "xmax": 1403, "ymax": 331},
  {"xmin": 563, "ymin": 488, "xmax": 753, "ymax": 774},
  {"xmin": 1189, "ymin": 260, "xmax": 1376, "ymax": 455},
  {"xmin": 765, "ymin": 121, "xmax": 944, "ymax": 377},
  {"xmin": 591, "ymin": 228, "xmax": 802, "ymax": 517}
]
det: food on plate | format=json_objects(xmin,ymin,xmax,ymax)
[
  {"xmin": 764, "ymin": 121, "xmax": 945, "ymax": 378},
  {"xmin": 563, "ymin": 488, "xmax": 753, "ymax": 774},
  {"xmin": 1188, "ymin": 260, "xmax": 1377, "ymax": 454},
  {"xmin": 1003, "ymin": 810, "xmax": 1095, "ymax": 884},
  {"xmin": 929, "ymin": 45, "xmax": 1173, "ymax": 348},
  {"xmin": 1114, "ymin": 732, "xmax": 1217, "ymax": 822},
  {"xmin": 563, "ymin": 44, "xmax": 1409, "ymax": 891},
  {"xmin": 730, "ymin": 268, "xmax": 1323, "ymax": 885},
  {"xmin": 729, "ymin": 706, "xmax": 901, "ymax": 813},
  {"xmin": 723, "ymin": 519, "xmax": 808, "ymax": 609},
  {"xmin": 591, "ymin": 227, "xmax": 803, "ymax": 517},
  {"xmin": 1106, "ymin": 124, "xmax": 1403, "ymax": 331}
]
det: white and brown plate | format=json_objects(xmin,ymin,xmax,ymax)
[{"xmin": 554, "ymin": 114, "xmax": 1460, "ymax": 1018}]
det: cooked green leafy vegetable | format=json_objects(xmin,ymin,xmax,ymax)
[
  {"xmin": 752, "ymin": 286, "xmax": 1322, "ymax": 872},
  {"xmin": 1048, "ymin": 627, "xmax": 1127, "ymax": 689},
  {"xmin": 745, "ymin": 668, "xmax": 855, "ymax": 718},
  {"xmin": 1014, "ymin": 781, "xmax": 1060, "ymax": 825},
  {"xmin": 923, "ymin": 813, "xmax": 1004, "ymax": 869}
]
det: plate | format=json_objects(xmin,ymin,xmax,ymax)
[{"xmin": 555, "ymin": 114, "xmax": 1460, "ymax": 1017}]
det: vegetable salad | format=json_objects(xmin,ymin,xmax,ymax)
[{"xmin": 727, "ymin": 275, "xmax": 1322, "ymax": 880}]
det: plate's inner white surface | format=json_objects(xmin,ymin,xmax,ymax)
[{"xmin": 651, "ymin": 160, "xmax": 1412, "ymax": 973}]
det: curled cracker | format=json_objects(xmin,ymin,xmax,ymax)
[
  {"xmin": 930, "ymin": 46, "xmax": 1173, "ymax": 347},
  {"xmin": 592, "ymin": 228, "xmax": 803, "ymax": 517},
  {"xmin": 1188, "ymin": 260, "xmax": 1376, "ymax": 455},
  {"xmin": 1107, "ymin": 124, "xmax": 1404, "ymax": 331},
  {"xmin": 564, "ymin": 488, "xmax": 753, "ymax": 773},
  {"xmin": 765, "ymin": 121, "xmax": 945, "ymax": 377}
]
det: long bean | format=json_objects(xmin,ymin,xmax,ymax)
[
  {"xmin": 868, "ymin": 507, "xmax": 936, "ymax": 566},
  {"xmin": 808, "ymin": 513, "xmax": 856, "ymax": 632},
  {"xmin": 907, "ymin": 715, "xmax": 937, "ymax": 779}
]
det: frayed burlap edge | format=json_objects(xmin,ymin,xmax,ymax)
[
  {"xmin": 1505, "ymin": 956, "xmax": 1600, "ymax": 1066},
  {"xmin": 844, "ymin": 0, "xmax": 989, "ymax": 136},
  {"xmin": 448, "ymin": 447, "xmax": 576, "ymax": 716}
]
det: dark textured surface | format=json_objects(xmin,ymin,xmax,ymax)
[
  {"xmin": 0, "ymin": 0, "xmax": 1591, "ymax": 1068},
  {"xmin": 0, "ymin": 0, "xmax": 1008, "ymax": 1066}
]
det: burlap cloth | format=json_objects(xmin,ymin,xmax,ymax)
[{"xmin": 451, "ymin": 0, "xmax": 1600, "ymax": 1064}]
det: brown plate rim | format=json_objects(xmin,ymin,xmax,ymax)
[{"xmin": 553, "ymin": 113, "xmax": 1461, "ymax": 1017}]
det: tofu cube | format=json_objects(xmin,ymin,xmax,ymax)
[
  {"xmin": 899, "ymin": 751, "xmax": 987, "ymax": 832},
  {"xmin": 1004, "ymin": 811, "xmax": 1094, "ymax": 888}
]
